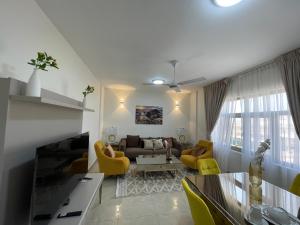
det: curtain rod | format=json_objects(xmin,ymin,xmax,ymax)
[
  {"xmin": 231, "ymin": 58, "xmax": 276, "ymax": 79},
  {"xmin": 231, "ymin": 47, "xmax": 300, "ymax": 79}
]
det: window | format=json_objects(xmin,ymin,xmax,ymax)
[
  {"xmin": 231, "ymin": 117, "xmax": 243, "ymax": 151},
  {"xmin": 223, "ymin": 92, "xmax": 300, "ymax": 167}
]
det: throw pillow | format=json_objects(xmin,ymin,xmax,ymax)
[
  {"xmin": 153, "ymin": 139, "xmax": 164, "ymax": 150},
  {"xmin": 127, "ymin": 135, "xmax": 140, "ymax": 147},
  {"xmin": 163, "ymin": 137, "xmax": 173, "ymax": 148},
  {"xmin": 143, "ymin": 139, "xmax": 154, "ymax": 149},
  {"xmin": 105, "ymin": 144, "xmax": 116, "ymax": 158},
  {"xmin": 191, "ymin": 146, "xmax": 206, "ymax": 157}
]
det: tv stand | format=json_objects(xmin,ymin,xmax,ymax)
[{"xmin": 48, "ymin": 173, "xmax": 104, "ymax": 225}]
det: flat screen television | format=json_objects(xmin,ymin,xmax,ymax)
[{"xmin": 30, "ymin": 132, "xmax": 89, "ymax": 225}]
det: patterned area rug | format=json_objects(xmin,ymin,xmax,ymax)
[{"xmin": 116, "ymin": 164, "xmax": 197, "ymax": 198}]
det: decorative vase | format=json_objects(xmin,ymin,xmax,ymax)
[
  {"xmin": 249, "ymin": 162, "xmax": 263, "ymax": 187},
  {"xmin": 82, "ymin": 97, "xmax": 86, "ymax": 108},
  {"xmin": 249, "ymin": 162, "xmax": 263, "ymax": 206},
  {"xmin": 249, "ymin": 184, "xmax": 262, "ymax": 205},
  {"xmin": 25, "ymin": 68, "xmax": 41, "ymax": 97}
]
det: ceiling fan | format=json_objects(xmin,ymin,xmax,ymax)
[{"xmin": 143, "ymin": 60, "xmax": 206, "ymax": 92}]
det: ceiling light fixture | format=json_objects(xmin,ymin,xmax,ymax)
[
  {"xmin": 152, "ymin": 79, "xmax": 164, "ymax": 85},
  {"xmin": 213, "ymin": 0, "xmax": 243, "ymax": 7}
]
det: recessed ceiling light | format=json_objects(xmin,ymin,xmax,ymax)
[
  {"xmin": 213, "ymin": 0, "xmax": 243, "ymax": 7},
  {"xmin": 152, "ymin": 79, "xmax": 164, "ymax": 85}
]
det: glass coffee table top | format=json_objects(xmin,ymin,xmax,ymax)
[{"xmin": 136, "ymin": 154, "xmax": 181, "ymax": 165}]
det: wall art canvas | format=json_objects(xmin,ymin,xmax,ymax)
[{"xmin": 135, "ymin": 105, "xmax": 163, "ymax": 125}]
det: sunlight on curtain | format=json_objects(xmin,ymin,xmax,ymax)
[{"xmin": 211, "ymin": 62, "xmax": 300, "ymax": 188}]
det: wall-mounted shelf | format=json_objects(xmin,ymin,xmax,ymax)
[
  {"xmin": 9, "ymin": 95, "xmax": 95, "ymax": 112},
  {"xmin": 5, "ymin": 78, "xmax": 95, "ymax": 112}
]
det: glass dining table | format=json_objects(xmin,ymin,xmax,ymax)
[{"xmin": 185, "ymin": 172, "xmax": 300, "ymax": 225}]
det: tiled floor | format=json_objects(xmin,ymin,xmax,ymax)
[{"xmin": 86, "ymin": 176, "xmax": 193, "ymax": 225}]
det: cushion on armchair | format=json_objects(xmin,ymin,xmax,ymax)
[
  {"xmin": 105, "ymin": 144, "xmax": 115, "ymax": 158},
  {"xmin": 191, "ymin": 146, "xmax": 206, "ymax": 157}
]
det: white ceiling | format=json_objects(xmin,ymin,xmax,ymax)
[{"xmin": 35, "ymin": 0, "xmax": 300, "ymax": 89}]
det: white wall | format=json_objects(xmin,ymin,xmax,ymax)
[
  {"xmin": 196, "ymin": 88, "xmax": 207, "ymax": 140},
  {"xmin": 102, "ymin": 87, "xmax": 191, "ymax": 140},
  {"xmin": 0, "ymin": 1, "xmax": 100, "ymax": 224},
  {"xmin": 189, "ymin": 88, "xmax": 207, "ymax": 144},
  {"xmin": 0, "ymin": 0, "xmax": 100, "ymax": 166}
]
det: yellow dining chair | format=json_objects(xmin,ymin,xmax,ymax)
[
  {"xmin": 197, "ymin": 158, "xmax": 221, "ymax": 175},
  {"xmin": 181, "ymin": 179, "xmax": 216, "ymax": 225},
  {"xmin": 289, "ymin": 174, "xmax": 300, "ymax": 197}
]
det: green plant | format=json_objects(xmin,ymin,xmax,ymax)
[
  {"xmin": 28, "ymin": 52, "xmax": 59, "ymax": 71},
  {"xmin": 83, "ymin": 85, "xmax": 95, "ymax": 97}
]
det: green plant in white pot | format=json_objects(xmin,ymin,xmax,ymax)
[
  {"xmin": 26, "ymin": 52, "xmax": 59, "ymax": 97},
  {"xmin": 82, "ymin": 85, "xmax": 94, "ymax": 108}
]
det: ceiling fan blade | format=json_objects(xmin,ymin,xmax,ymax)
[{"xmin": 177, "ymin": 77, "xmax": 206, "ymax": 86}]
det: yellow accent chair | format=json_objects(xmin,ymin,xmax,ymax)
[
  {"xmin": 197, "ymin": 158, "xmax": 221, "ymax": 176},
  {"xmin": 94, "ymin": 140, "xmax": 130, "ymax": 176},
  {"xmin": 181, "ymin": 179, "xmax": 216, "ymax": 225},
  {"xmin": 289, "ymin": 173, "xmax": 300, "ymax": 197},
  {"xmin": 70, "ymin": 152, "xmax": 88, "ymax": 173},
  {"xmin": 180, "ymin": 140, "xmax": 213, "ymax": 169}
]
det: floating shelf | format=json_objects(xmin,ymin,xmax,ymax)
[
  {"xmin": 6, "ymin": 78, "xmax": 95, "ymax": 112},
  {"xmin": 10, "ymin": 95, "xmax": 95, "ymax": 112}
]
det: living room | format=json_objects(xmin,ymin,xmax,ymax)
[{"xmin": 1, "ymin": 0, "xmax": 300, "ymax": 225}]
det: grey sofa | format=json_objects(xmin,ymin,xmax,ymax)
[{"xmin": 118, "ymin": 136, "xmax": 183, "ymax": 160}]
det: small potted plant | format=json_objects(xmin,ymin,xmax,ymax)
[
  {"xmin": 27, "ymin": 52, "xmax": 59, "ymax": 97},
  {"xmin": 82, "ymin": 85, "xmax": 95, "ymax": 108}
]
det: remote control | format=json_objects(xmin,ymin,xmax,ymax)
[{"xmin": 57, "ymin": 211, "xmax": 82, "ymax": 218}]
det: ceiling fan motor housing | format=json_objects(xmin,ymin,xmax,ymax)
[{"xmin": 169, "ymin": 84, "xmax": 179, "ymax": 88}]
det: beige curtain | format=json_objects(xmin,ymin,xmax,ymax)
[
  {"xmin": 204, "ymin": 78, "xmax": 231, "ymax": 139},
  {"xmin": 277, "ymin": 49, "xmax": 300, "ymax": 139}
]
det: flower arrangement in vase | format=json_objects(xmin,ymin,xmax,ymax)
[
  {"xmin": 26, "ymin": 52, "xmax": 59, "ymax": 97},
  {"xmin": 248, "ymin": 139, "xmax": 270, "ymax": 205},
  {"xmin": 82, "ymin": 85, "xmax": 95, "ymax": 108}
]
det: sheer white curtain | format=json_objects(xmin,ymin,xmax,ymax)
[{"xmin": 212, "ymin": 62, "xmax": 300, "ymax": 188}]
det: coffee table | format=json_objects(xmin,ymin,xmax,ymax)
[{"xmin": 135, "ymin": 155, "xmax": 182, "ymax": 178}]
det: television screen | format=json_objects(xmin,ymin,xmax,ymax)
[{"xmin": 30, "ymin": 132, "xmax": 89, "ymax": 225}]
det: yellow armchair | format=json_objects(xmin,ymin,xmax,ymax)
[
  {"xmin": 94, "ymin": 141, "xmax": 130, "ymax": 176},
  {"xmin": 180, "ymin": 140, "xmax": 213, "ymax": 169}
]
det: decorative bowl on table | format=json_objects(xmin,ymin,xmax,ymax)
[
  {"xmin": 262, "ymin": 206, "xmax": 300, "ymax": 225},
  {"xmin": 244, "ymin": 205, "xmax": 269, "ymax": 225}
]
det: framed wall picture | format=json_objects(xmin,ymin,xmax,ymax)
[{"xmin": 135, "ymin": 105, "xmax": 163, "ymax": 125}]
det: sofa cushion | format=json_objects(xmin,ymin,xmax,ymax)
[
  {"xmin": 143, "ymin": 139, "xmax": 154, "ymax": 149},
  {"xmin": 125, "ymin": 147, "xmax": 153, "ymax": 158},
  {"xmin": 127, "ymin": 135, "xmax": 140, "ymax": 147},
  {"xmin": 153, "ymin": 139, "xmax": 164, "ymax": 149}
]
